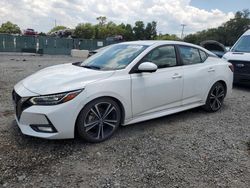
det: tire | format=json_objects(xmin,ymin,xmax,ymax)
[
  {"xmin": 203, "ymin": 82, "xmax": 226, "ymax": 112},
  {"xmin": 76, "ymin": 97, "xmax": 121, "ymax": 143}
]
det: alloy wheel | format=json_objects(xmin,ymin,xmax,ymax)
[
  {"xmin": 209, "ymin": 84, "xmax": 225, "ymax": 111},
  {"xmin": 83, "ymin": 102, "xmax": 119, "ymax": 140}
]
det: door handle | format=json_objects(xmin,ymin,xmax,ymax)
[
  {"xmin": 172, "ymin": 73, "xmax": 182, "ymax": 79},
  {"xmin": 208, "ymin": 68, "xmax": 215, "ymax": 72}
]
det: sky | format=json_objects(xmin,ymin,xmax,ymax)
[
  {"xmin": 0, "ymin": 0, "xmax": 247, "ymax": 37},
  {"xmin": 190, "ymin": 0, "xmax": 249, "ymax": 13}
]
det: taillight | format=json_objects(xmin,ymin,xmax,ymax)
[{"xmin": 229, "ymin": 64, "xmax": 234, "ymax": 72}]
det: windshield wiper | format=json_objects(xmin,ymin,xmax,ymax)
[{"xmin": 81, "ymin": 65, "xmax": 101, "ymax": 70}]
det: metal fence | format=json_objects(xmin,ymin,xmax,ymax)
[{"xmin": 0, "ymin": 34, "xmax": 116, "ymax": 55}]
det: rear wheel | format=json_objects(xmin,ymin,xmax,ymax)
[
  {"xmin": 203, "ymin": 82, "xmax": 226, "ymax": 112},
  {"xmin": 77, "ymin": 98, "xmax": 121, "ymax": 143}
]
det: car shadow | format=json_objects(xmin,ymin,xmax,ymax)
[
  {"xmin": 9, "ymin": 104, "xmax": 217, "ymax": 146},
  {"xmin": 8, "ymin": 106, "xmax": 207, "ymax": 151},
  {"xmin": 2, "ymin": 105, "xmax": 229, "ymax": 183},
  {"xmin": 117, "ymin": 106, "xmax": 207, "ymax": 136}
]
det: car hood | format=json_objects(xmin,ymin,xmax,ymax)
[
  {"xmin": 223, "ymin": 52, "xmax": 250, "ymax": 61},
  {"xmin": 19, "ymin": 63, "xmax": 114, "ymax": 95}
]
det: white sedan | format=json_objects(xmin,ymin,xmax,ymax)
[{"xmin": 13, "ymin": 41, "xmax": 233, "ymax": 142}]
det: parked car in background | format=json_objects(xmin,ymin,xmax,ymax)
[
  {"xmin": 223, "ymin": 29, "xmax": 250, "ymax": 85},
  {"xmin": 23, "ymin": 28, "xmax": 38, "ymax": 36},
  {"xmin": 106, "ymin": 35, "xmax": 123, "ymax": 42},
  {"xmin": 50, "ymin": 29, "xmax": 73, "ymax": 38},
  {"xmin": 13, "ymin": 41, "xmax": 233, "ymax": 142},
  {"xmin": 88, "ymin": 48, "xmax": 102, "ymax": 57},
  {"xmin": 88, "ymin": 45, "xmax": 112, "ymax": 57},
  {"xmin": 200, "ymin": 40, "xmax": 227, "ymax": 58}
]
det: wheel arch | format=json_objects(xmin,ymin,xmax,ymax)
[
  {"xmin": 203, "ymin": 79, "xmax": 228, "ymax": 103},
  {"xmin": 74, "ymin": 96, "xmax": 126, "ymax": 138},
  {"xmin": 217, "ymin": 80, "xmax": 227, "ymax": 96}
]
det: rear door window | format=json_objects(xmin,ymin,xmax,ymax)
[{"xmin": 179, "ymin": 46, "xmax": 202, "ymax": 65}]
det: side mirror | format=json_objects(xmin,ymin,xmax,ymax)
[{"xmin": 138, "ymin": 62, "xmax": 158, "ymax": 73}]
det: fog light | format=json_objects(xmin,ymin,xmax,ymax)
[
  {"xmin": 30, "ymin": 124, "xmax": 57, "ymax": 133},
  {"xmin": 30, "ymin": 116, "xmax": 57, "ymax": 133},
  {"xmin": 37, "ymin": 126, "xmax": 54, "ymax": 132}
]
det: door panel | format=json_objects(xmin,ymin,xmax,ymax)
[
  {"xmin": 131, "ymin": 66, "xmax": 183, "ymax": 117},
  {"xmin": 178, "ymin": 45, "xmax": 214, "ymax": 105},
  {"xmin": 182, "ymin": 63, "xmax": 213, "ymax": 105}
]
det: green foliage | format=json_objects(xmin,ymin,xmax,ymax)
[
  {"xmin": 74, "ymin": 23, "xmax": 95, "ymax": 39},
  {"xmin": 123, "ymin": 24, "xmax": 134, "ymax": 41},
  {"xmin": 96, "ymin": 16, "xmax": 107, "ymax": 26},
  {"xmin": 74, "ymin": 17, "xmax": 158, "ymax": 41},
  {"xmin": 38, "ymin": 32, "xmax": 47, "ymax": 36},
  {"xmin": 0, "ymin": 21, "xmax": 21, "ymax": 34},
  {"xmin": 157, "ymin": 34, "xmax": 180, "ymax": 41},
  {"xmin": 145, "ymin": 21, "xmax": 157, "ymax": 40},
  {"xmin": 184, "ymin": 9, "xmax": 250, "ymax": 46},
  {"xmin": 133, "ymin": 21, "xmax": 145, "ymax": 40},
  {"xmin": 48, "ymin": 25, "xmax": 67, "ymax": 34}
]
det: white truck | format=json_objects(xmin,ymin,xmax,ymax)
[{"xmin": 223, "ymin": 30, "xmax": 250, "ymax": 85}]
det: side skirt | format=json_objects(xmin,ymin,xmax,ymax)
[{"xmin": 123, "ymin": 102, "xmax": 204, "ymax": 125}]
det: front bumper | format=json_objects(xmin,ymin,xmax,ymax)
[
  {"xmin": 234, "ymin": 73, "xmax": 250, "ymax": 85},
  {"xmin": 13, "ymin": 85, "xmax": 85, "ymax": 139},
  {"xmin": 15, "ymin": 104, "xmax": 79, "ymax": 139}
]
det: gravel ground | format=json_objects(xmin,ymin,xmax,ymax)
[{"xmin": 0, "ymin": 54, "xmax": 250, "ymax": 188}]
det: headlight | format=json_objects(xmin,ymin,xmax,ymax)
[{"xmin": 30, "ymin": 89, "xmax": 83, "ymax": 105}]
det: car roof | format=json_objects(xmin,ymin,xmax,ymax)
[
  {"xmin": 121, "ymin": 40, "xmax": 204, "ymax": 48},
  {"xmin": 121, "ymin": 40, "xmax": 189, "ymax": 46},
  {"xmin": 120, "ymin": 40, "xmax": 216, "ymax": 56}
]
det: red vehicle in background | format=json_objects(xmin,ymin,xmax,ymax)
[{"xmin": 23, "ymin": 28, "xmax": 38, "ymax": 36}]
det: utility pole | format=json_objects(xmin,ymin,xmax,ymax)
[{"xmin": 181, "ymin": 24, "xmax": 186, "ymax": 40}]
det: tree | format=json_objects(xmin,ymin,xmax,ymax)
[
  {"xmin": 157, "ymin": 34, "xmax": 180, "ymax": 41},
  {"xmin": 145, "ymin": 21, "xmax": 157, "ymax": 40},
  {"xmin": 118, "ymin": 24, "xmax": 135, "ymax": 41},
  {"xmin": 73, "ymin": 18, "xmax": 159, "ymax": 40},
  {"xmin": 0, "ymin": 21, "xmax": 21, "ymax": 34},
  {"xmin": 223, "ymin": 9, "xmax": 250, "ymax": 45},
  {"xmin": 95, "ymin": 24, "xmax": 109, "ymax": 39},
  {"xmin": 133, "ymin": 21, "xmax": 145, "ymax": 40},
  {"xmin": 124, "ymin": 24, "xmax": 135, "ymax": 41},
  {"xmin": 38, "ymin": 32, "xmax": 47, "ymax": 36},
  {"xmin": 48, "ymin": 25, "xmax": 67, "ymax": 34},
  {"xmin": 74, "ymin": 23, "xmax": 95, "ymax": 39},
  {"xmin": 184, "ymin": 9, "xmax": 250, "ymax": 46},
  {"xmin": 94, "ymin": 21, "xmax": 128, "ymax": 39},
  {"xmin": 96, "ymin": 16, "xmax": 107, "ymax": 26}
]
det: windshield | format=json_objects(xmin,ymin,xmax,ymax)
[
  {"xmin": 232, "ymin": 35, "xmax": 250, "ymax": 53},
  {"xmin": 81, "ymin": 44, "xmax": 148, "ymax": 70}
]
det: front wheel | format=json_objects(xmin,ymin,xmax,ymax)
[
  {"xmin": 76, "ymin": 98, "xmax": 121, "ymax": 143},
  {"xmin": 203, "ymin": 82, "xmax": 226, "ymax": 112}
]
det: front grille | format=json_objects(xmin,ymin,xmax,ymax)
[
  {"xmin": 12, "ymin": 90, "xmax": 21, "ymax": 119},
  {"xmin": 12, "ymin": 90, "xmax": 33, "ymax": 120},
  {"xmin": 228, "ymin": 60, "xmax": 250, "ymax": 75}
]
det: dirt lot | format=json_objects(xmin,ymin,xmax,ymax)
[{"xmin": 0, "ymin": 54, "xmax": 250, "ymax": 188}]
